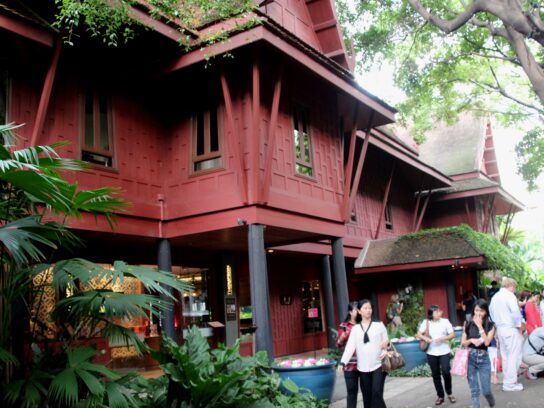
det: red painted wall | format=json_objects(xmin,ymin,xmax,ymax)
[
  {"xmin": 260, "ymin": 0, "xmax": 321, "ymax": 51},
  {"xmin": 423, "ymin": 198, "xmax": 481, "ymax": 231},
  {"xmin": 422, "ymin": 269, "xmax": 449, "ymax": 318},
  {"xmin": 238, "ymin": 255, "xmax": 328, "ymax": 357},
  {"xmin": 345, "ymin": 148, "xmax": 419, "ymax": 251},
  {"xmin": 263, "ymin": 63, "xmax": 344, "ymax": 221}
]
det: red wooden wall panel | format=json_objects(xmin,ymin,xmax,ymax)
[
  {"xmin": 422, "ymin": 270, "xmax": 449, "ymax": 318},
  {"xmin": 260, "ymin": 0, "xmax": 321, "ymax": 51}
]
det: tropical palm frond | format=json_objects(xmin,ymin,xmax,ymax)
[
  {"xmin": 52, "ymin": 259, "xmax": 121, "ymax": 292},
  {"xmin": 53, "ymin": 290, "xmax": 168, "ymax": 323},
  {"xmin": 0, "ymin": 346, "xmax": 19, "ymax": 365},
  {"xmin": 104, "ymin": 375, "xmax": 138, "ymax": 408},
  {"xmin": 48, "ymin": 347, "xmax": 120, "ymax": 406},
  {"xmin": 4, "ymin": 369, "xmax": 52, "ymax": 408},
  {"xmin": 1, "ymin": 170, "xmax": 72, "ymax": 212},
  {"xmin": 0, "ymin": 217, "xmax": 61, "ymax": 265},
  {"xmin": 101, "ymin": 323, "xmax": 148, "ymax": 353},
  {"xmin": 113, "ymin": 261, "xmax": 193, "ymax": 300},
  {"xmin": 0, "ymin": 122, "xmax": 23, "ymax": 148}
]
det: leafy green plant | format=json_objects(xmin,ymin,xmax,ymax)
[
  {"xmin": 133, "ymin": 326, "xmax": 327, "ymax": 408},
  {"xmin": 0, "ymin": 123, "xmax": 191, "ymax": 407},
  {"xmin": 388, "ymin": 363, "xmax": 432, "ymax": 378},
  {"xmin": 398, "ymin": 285, "xmax": 424, "ymax": 336}
]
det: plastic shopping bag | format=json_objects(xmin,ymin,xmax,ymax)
[{"xmin": 450, "ymin": 348, "xmax": 469, "ymax": 376}]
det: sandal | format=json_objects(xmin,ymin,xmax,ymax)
[
  {"xmin": 435, "ymin": 397, "xmax": 444, "ymax": 406},
  {"xmin": 448, "ymin": 395, "xmax": 457, "ymax": 403}
]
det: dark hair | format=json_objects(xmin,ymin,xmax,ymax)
[
  {"xmin": 427, "ymin": 304, "xmax": 441, "ymax": 320},
  {"xmin": 470, "ymin": 299, "xmax": 491, "ymax": 330},
  {"xmin": 532, "ymin": 291, "xmax": 541, "ymax": 297},
  {"xmin": 344, "ymin": 301, "xmax": 360, "ymax": 323},
  {"xmin": 357, "ymin": 299, "xmax": 372, "ymax": 309},
  {"xmin": 491, "ymin": 280, "xmax": 497, "ymax": 286},
  {"xmin": 473, "ymin": 299, "xmax": 489, "ymax": 317},
  {"xmin": 519, "ymin": 290, "xmax": 531, "ymax": 301}
]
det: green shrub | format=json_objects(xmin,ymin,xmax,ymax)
[
  {"xmin": 388, "ymin": 364, "xmax": 432, "ymax": 377},
  {"xmin": 128, "ymin": 326, "xmax": 327, "ymax": 408}
]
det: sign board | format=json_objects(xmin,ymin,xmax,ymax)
[
  {"xmin": 225, "ymin": 296, "xmax": 237, "ymax": 321},
  {"xmin": 308, "ymin": 308, "xmax": 319, "ymax": 318}
]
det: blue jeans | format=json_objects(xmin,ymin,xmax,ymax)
[{"xmin": 467, "ymin": 349, "xmax": 495, "ymax": 408}]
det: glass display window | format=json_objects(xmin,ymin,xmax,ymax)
[
  {"xmin": 302, "ymin": 280, "xmax": 324, "ymax": 333},
  {"xmin": 172, "ymin": 266, "xmax": 212, "ymax": 338}
]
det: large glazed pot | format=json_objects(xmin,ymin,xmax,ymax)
[
  {"xmin": 272, "ymin": 361, "xmax": 337, "ymax": 404},
  {"xmin": 394, "ymin": 340, "xmax": 427, "ymax": 370}
]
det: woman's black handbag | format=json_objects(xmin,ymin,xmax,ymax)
[{"xmin": 382, "ymin": 343, "xmax": 406, "ymax": 372}]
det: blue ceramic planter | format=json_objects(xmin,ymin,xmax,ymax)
[
  {"xmin": 272, "ymin": 361, "xmax": 337, "ymax": 403},
  {"xmin": 394, "ymin": 340, "xmax": 427, "ymax": 370}
]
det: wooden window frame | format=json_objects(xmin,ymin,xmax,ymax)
[
  {"xmin": 292, "ymin": 103, "xmax": 315, "ymax": 179},
  {"xmin": 80, "ymin": 88, "xmax": 115, "ymax": 169},
  {"xmin": 190, "ymin": 106, "xmax": 224, "ymax": 175},
  {"xmin": 384, "ymin": 201, "xmax": 394, "ymax": 231}
]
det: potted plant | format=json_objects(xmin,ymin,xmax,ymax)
[{"xmin": 272, "ymin": 357, "xmax": 336, "ymax": 403}]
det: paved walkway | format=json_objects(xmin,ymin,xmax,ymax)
[{"xmin": 330, "ymin": 373, "xmax": 544, "ymax": 407}]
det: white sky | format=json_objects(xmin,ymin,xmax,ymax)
[{"xmin": 355, "ymin": 67, "xmax": 544, "ymax": 241}]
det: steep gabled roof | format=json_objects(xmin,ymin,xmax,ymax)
[{"xmin": 418, "ymin": 114, "xmax": 486, "ymax": 177}]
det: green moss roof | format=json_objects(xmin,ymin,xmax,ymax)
[{"xmin": 356, "ymin": 225, "xmax": 527, "ymax": 276}]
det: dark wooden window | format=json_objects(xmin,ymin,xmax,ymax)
[
  {"xmin": 0, "ymin": 69, "xmax": 7, "ymax": 125},
  {"xmin": 192, "ymin": 106, "xmax": 222, "ymax": 173},
  {"xmin": 81, "ymin": 89, "xmax": 113, "ymax": 167},
  {"xmin": 293, "ymin": 104, "xmax": 313, "ymax": 177},
  {"xmin": 384, "ymin": 202, "xmax": 393, "ymax": 230}
]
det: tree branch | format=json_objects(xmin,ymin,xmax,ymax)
[
  {"xmin": 467, "ymin": 70, "xmax": 544, "ymax": 115},
  {"xmin": 407, "ymin": 0, "xmax": 484, "ymax": 34}
]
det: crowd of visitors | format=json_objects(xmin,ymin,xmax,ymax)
[{"xmin": 335, "ymin": 277, "xmax": 543, "ymax": 407}]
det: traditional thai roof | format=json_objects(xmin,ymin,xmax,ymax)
[
  {"xmin": 355, "ymin": 225, "xmax": 527, "ymax": 274},
  {"xmin": 418, "ymin": 114, "xmax": 486, "ymax": 177}
]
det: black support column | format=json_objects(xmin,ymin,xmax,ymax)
[
  {"xmin": 331, "ymin": 238, "xmax": 349, "ymax": 325},
  {"xmin": 248, "ymin": 224, "xmax": 274, "ymax": 361},
  {"xmin": 321, "ymin": 255, "xmax": 336, "ymax": 349},
  {"xmin": 445, "ymin": 269, "xmax": 458, "ymax": 326},
  {"xmin": 158, "ymin": 238, "xmax": 176, "ymax": 339}
]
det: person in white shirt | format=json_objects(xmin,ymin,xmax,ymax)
[
  {"xmin": 522, "ymin": 326, "xmax": 544, "ymax": 379},
  {"xmin": 489, "ymin": 277, "xmax": 525, "ymax": 391},
  {"xmin": 416, "ymin": 305, "xmax": 456, "ymax": 406},
  {"xmin": 339, "ymin": 299, "xmax": 389, "ymax": 408},
  {"xmin": 540, "ymin": 289, "xmax": 544, "ymax": 323}
]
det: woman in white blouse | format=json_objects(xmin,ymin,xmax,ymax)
[
  {"xmin": 339, "ymin": 299, "xmax": 389, "ymax": 408},
  {"xmin": 416, "ymin": 304, "xmax": 456, "ymax": 406}
]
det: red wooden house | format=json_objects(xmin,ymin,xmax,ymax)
[{"xmin": 0, "ymin": 0, "xmax": 522, "ymax": 367}]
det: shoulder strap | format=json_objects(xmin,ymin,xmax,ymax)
[
  {"xmin": 425, "ymin": 319, "xmax": 429, "ymax": 335},
  {"xmin": 528, "ymin": 337, "xmax": 543, "ymax": 355}
]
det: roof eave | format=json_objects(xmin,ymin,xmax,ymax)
[
  {"xmin": 355, "ymin": 255, "xmax": 486, "ymax": 274},
  {"xmin": 164, "ymin": 20, "xmax": 396, "ymax": 125},
  {"xmin": 367, "ymin": 131, "xmax": 452, "ymax": 188}
]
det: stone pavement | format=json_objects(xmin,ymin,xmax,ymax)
[{"xmin": 330, "ymin": 373, "xmax": 544, "ymax": 407}]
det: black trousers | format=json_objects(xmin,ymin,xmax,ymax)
[
  {"xmin": 359, "ymin": 367, "xmax": 387, "ymax": 408},
  {"xmin": 344, "ymin": 370, "xmax": 360, "ymax": 408},
  {"xmin": 427, "ymin": 353, "xmax": 452, "ymax": 399}
]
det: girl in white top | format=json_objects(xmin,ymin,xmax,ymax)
[
  {"xmin": 416, "ymin": 305, "xmax": 456, "ymax": 406},
  {"xmin": 339, "ymin": 299, "xmax": 389, "ymax": 408}
]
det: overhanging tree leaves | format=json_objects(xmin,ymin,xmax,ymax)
[{"xmin": 339, "ymin": 0, "xmax": 544, "ymax": 188}]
